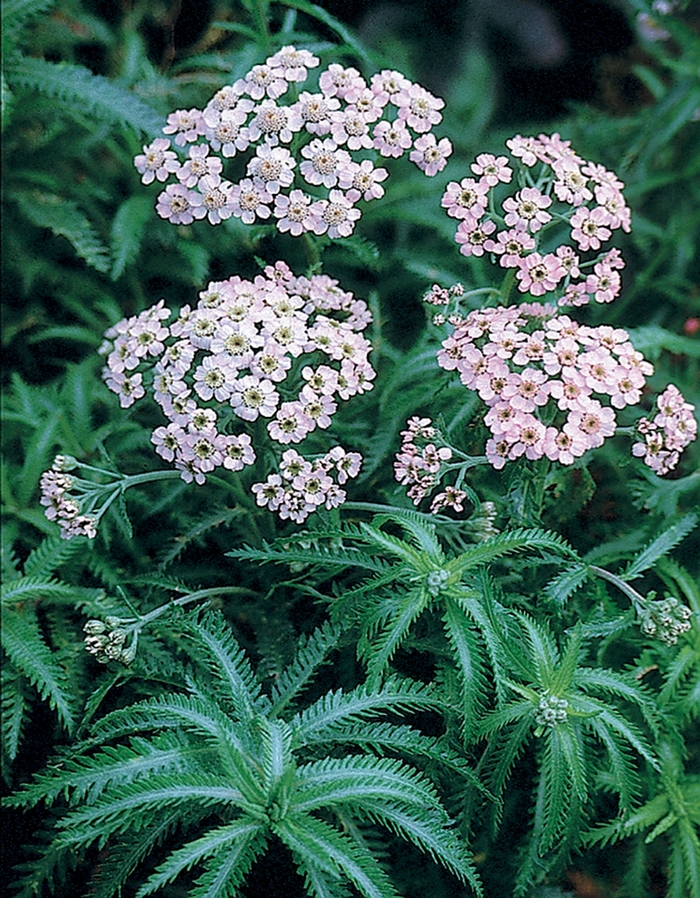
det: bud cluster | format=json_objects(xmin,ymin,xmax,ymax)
[
  {"xmin": 83, "ymin": 617, "xmax": 136, "ymax": 664},
  {"xmin": 442, "ymin": 133, "xmax": 631, "ymax": 306},
  {"xmin": 534, "ymin": 693, "xmax": 569, "ymax": 729},
  {"xmin": 40, "ymin": 464, "xmax": 98, "ymax": 540},
  {"xmin": 134, "ymin": 45, "xmax": 451, "ymax": 239},
  {"xmin": 639, "ymin": 595, "xmax": 693, "ymax": 646}
]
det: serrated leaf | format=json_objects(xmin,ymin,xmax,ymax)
[
  {"xmin": 1, "ymin": 606, "xmax": 75, "ymax": 731},
  {"xmin": 12, "ymin": 190, "xmax": 110, "ymax": 273},
  {"xmin": 623, "ymin": 512, "xmax": 698, "ymax": 580},
  {"xmin": 5, "ymin": 56, "xmax": 162, "ymax": 136},
  {"xmin": 110, "ymin": 195, "xmax": 153, "ymax": 280}
]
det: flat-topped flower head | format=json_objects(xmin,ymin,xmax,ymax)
[
  {"xmin": 442, "ymin": 134, "xmax": 634, "ymax": 305},
  {"xmin": 136, "ymin": 45, "xmax": 449, "ymax": 239},
  {"xmin": 98, "ymin": 265, "xmax": 373, "ymax": 524}
]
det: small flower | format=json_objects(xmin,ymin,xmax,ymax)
[
  {"xmin": 312, "ymin": 191, "xmax": 361, "ymax": 239},
  {"xmin": 177, "ymin": 144, "xmax": 223, "ymax": 187},
  {"xmin": 273, "ymin": 189, "xmax": 316, "ymax": 236},
  {"xmin": 134, "ymin": 138, "xmax": 180, "ymax": 184},
  {"xmin": 441, "ymin": 178, "xmax": 489, "ymax": 222},
  {"xmin": 300, "ymin": 138, "xmax": 351, "ymax": 189},
  {"xmin": 338, "ymin": 159, "xmax": 388, "ymax": 202},
  {"xmin": 372, "ymin": 119, "xmax": 413, "ymax": 158},
  {"xmin": 471, "ymin": 153, "xmax": 513, "ymax": 186},
  {"xmin": 156, "ymin": 184, "xmax": 201, "ymax": 225},
  {"xmin": 570, "ymin": 206, "xmax": 612, "ymax": 251},
  {"xmin": 410, "ymin": 134, "xmax": 453, "ymax": 176},
  {"xmin": 163, "ymin": 108, "xmax": 204, "ymax": 145},
  {"xmin": 395, "ymin": 83, "xmax": 444, "ymax": 132},
  {"xmin": 229, "ymin": 179, "xmax": 272, "ymax": 224},
  {"xmin": 503, "ymin": 187, "xmax": 552, "ymax": 233}
]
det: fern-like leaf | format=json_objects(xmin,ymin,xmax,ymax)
[
  {"xmin": 622, "ymin": 512, "xmax": 698, "ymax": 580},
  {"xmin": 12, "ymin": 190, "xmax": 111, "ymax": 273},
  {"xmin": 279, "ymin": 811, "xmax": 400, "ymax": 898},
  {"xmin": 136, "ymin": 819, "xmax": 267, "ymax": 898},
  {"xmin": 1, "ymin": 606, "xmax": 74, "ymax": 731},
  {"xmin": 269, "ymin": 621, "xmax": 342, "ymax": 715},
  {"xmin": 180, "ymin": 610, "xmax": 269, "ymax": 719},
  {"xmin": 110, "ymin": 195, "xmax": 153, "ymax": 280},
  {"xmin": 5, "ymin": 56, "xmax": 162, "ymax": 135}
]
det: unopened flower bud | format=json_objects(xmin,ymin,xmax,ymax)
[
  {"xmin": 118, "ymin": 643, "xmax": 138, "ymax": 665},
  {"xmin": 84, "ymin": 619, "xmax": 106, "ymax": 635},
  {"xmin": 534, "ymin": 694, "xmax": 568, "ymax": 729},
  {"xmin": 639, "ymin": 595, "xmax": 693, "ymax": 645},
  {"xmin": 426, "ymin": 569, "xmax": 450, "ymax": 597},
  {"xmin": 52, "ymin": 455, "xmax": 79, "ymax": 472}
]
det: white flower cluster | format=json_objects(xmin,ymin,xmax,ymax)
[
  {"xmin": 632, "ymin": 384, "xmax": 698, "ymax": 476},
  {"xmin": 134, "ymin": 45, "xmax": 451, "ymax": 238},
  {"xmin": 99, "ymin": 262, "xmax": 372, "ymax": 522},
  {"xmin": 443, "ymin": 133, "xmax": 631, "ymax": 306}
]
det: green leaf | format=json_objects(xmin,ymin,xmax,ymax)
[
  {"xmin": 12, "ymin": 190, "xmax": 111, "ymax": 273},
  {"xmin": 279, "ymin": 812, "xmax": 400, "ymax": 898},
  {"xmin": 5, "ymin": 56, "xmax": 162, "ymax": 135},
  {"xmin": 110, "ymin": 195, "xmax": 153, "ymax": 280},
  {"xmin": 1, "ymin": 606, "xmax": 74, "ymax": 731},
  {"xmin": 137, "ymin": 819, "xmax": 266, "ymax": 898},
  {"xmin": 623, "ymin": 513, "xmax": 698, "ymax": 580},
  {"xmin": 275, "ymin": 0, "xmax": 376, "ymax": 69}
]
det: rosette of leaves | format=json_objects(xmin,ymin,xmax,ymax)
[
  {"xmin": 475, "ymin": 613, "xmax": 662, "ymax": 896},
  {"xmin": 232, "ymin": 509, "xmax": 580, "ymax": 739},
  {"xmin": 8, "ymin": 609, "xmax": 483, "ymax": 898}
]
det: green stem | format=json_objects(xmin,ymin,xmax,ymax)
[
  {"xmin": 589, "ymin": 564, "xmax": 645, "ymax": 612},
  {"xmin": 499, "ymin": 268, "xmax": 517, "ymax": 306},
  {"xmin": 135, "ymin": 585, "xmax": 260, "ymax": 630}
]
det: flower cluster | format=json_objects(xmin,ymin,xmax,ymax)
[
  {"xmin": 251, "ymin": 446, "xmax": 362, "ymax": 523},
  {"xmin": 393, "ymin": 416, "xmax": 469, "ymax": 512},
  {"xmin": 442, "ymin": 133, "xmax": 631, "ymax": 305},
  {"xmin": 431, "ymin": 299, "xmax": 658, "ymax": 469},
  {"xmin": 632, "ymin": 384, "xmax": 698, "ymax": 475},
  {"xmin": 99, "ymin": 262, "xmax": 373, "ymax": 519},
  {"xmin": 40, "ymin": 458, "xmax": 98, "ymax": 539},
  {"xmin": 134, "ymin": 45, "xmax": 451, "ymax": 239},
  {"xmin": 639, "ymin": 595, "xmax": 693, "ymax": 646},
  {"xmin": 83, "ymin": 618, "xmax": 136, "ymax": 664}
]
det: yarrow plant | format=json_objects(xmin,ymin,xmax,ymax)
[
  {"xmin": 134, "ymin": 45, "xmax": 451, "ymax": 240},
  {"xmin": 8, "ymin": 10, "xmax": 700, "ymax": 898},
  {"xmin": 394, "ymin": 134, "xmax": 697, "ymax": 511}
]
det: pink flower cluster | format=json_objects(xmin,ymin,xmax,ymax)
[
  {"xmin": 99, "ymin": 262, "xmax": 373, "ymax": 518},
  {"xmin": 394, "ymin": 417, "xmax": 469, "ymax": 512},
  {"xmin": 433, "ymin": 301, "xmax": 657, "ymax": 469},
  {"xmin": 632, "ymin": 385, "xmax": 698, "ymax": 475},
  {"xmin": 134, "ymin": 45, "xmax": 451, "ymax": 239},
  {"xmin": 442, "ymin": 133, "xmax": 631, "ymax": 305},
  {"xmin": 39, "ymin": 462, "xmax": 98, "ymax": 539},
  {"xmin": 252, "ymin": 446, "xmax": 362, "ymax": 523}
]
